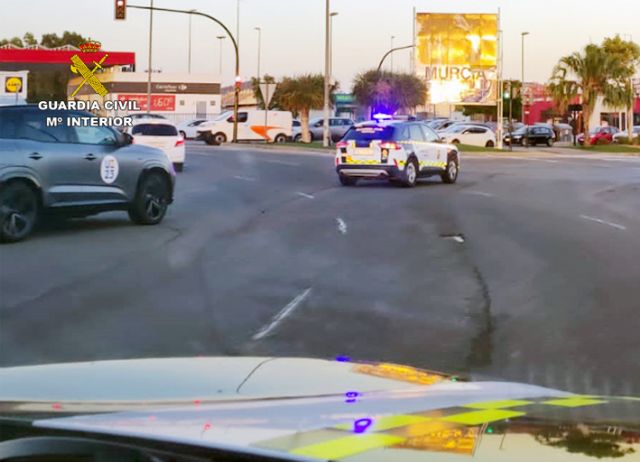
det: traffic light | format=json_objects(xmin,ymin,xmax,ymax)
[
  {"xmin": 234, "ymin": 75, "xmax": 243, "ymax": 90},
  {"xmin": 115, "ymin": 0, "xmax": 126, "ymax": 20}
]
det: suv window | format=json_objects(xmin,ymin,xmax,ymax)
[
  {"xmin": 17, "ymin": 110, "xmax": 71, "ymax": 143},
  {"xmin": 409, "ymin": 124, "xmax": 426, "ymax": 141},
  {"xmin": 72, "ymin": 125, "xmax": 119, "ymax": 145},
  {"xmin": 132, "ymin": 124, "xmax": 178, "ymax": 136},
  {"xmin": 343, "ymin": 125, "xmax": 395, "ymax": 145},
  {"xmin": 421, "ymin": 125, "xmax": 439, "ymax": 142},
  {"xmin": 0, "ymin": 110, "xmax": 20, "ymax": 139},
  {"xmin": 466, "ymin": 127, "xmax": 486, "ymax": 134}
]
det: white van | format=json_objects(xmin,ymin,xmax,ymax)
[{"xmin": 197, "ymin": 110, "xmax": 292, "ymax": 145}]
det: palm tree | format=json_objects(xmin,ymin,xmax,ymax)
[
  {"xmin": 549, "ymin": 43, "xmax": 632, "ymax": 142},
  {"xmin": 353, "ymin": 70, "xmax": 427, "ymax": 116},
  {"xmin": 275, "ymin": 74, "xmax": 333, "ymax": 143}
]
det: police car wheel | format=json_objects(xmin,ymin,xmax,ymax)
[
  {"xmin": 339, "ymin": 174, "xmax": 357, "ymax": 186},
  {"xmin": 173, "ymin": 163, "xmax": 184, "ymax": 172},
  {"xmin": 128, "ymin": 173, "xmax": 170, "ymax": 225},
  {"xmin": 0, "ymin": 181, "xmax": 39, "ymax": 243},
  {"xmin": 441, "ymin": 158, "xmax": 459, "ymax": 184},
  {"xmin": 401, "ymin": 159, "xmax": 418, "ymax": 187}
]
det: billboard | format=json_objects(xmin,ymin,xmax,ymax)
[{"xmin": 416, "ymin": 13, "xmax": 498, "ymax": 106}]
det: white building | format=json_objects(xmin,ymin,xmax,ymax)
[
  {"xmin": 0, "ymin": 70, "xmax": 28, "ymax": 106},
  {"xmin": 68, "ymin": 68, "xmax": 221, "ymax": 123}
]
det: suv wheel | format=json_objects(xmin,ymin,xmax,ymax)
[
  {"xmin": 401, "ymin": 158, "xmax": 418, "ymax": 187},
  {"xmin": 128, "ymin": 173, "xmax": 170, "ymax": 225},
  {"xmin": 0, "ymin": 181, "xmax": 39, "ymax": 243},
  {"xmin": 339, "ymin": 174, "xmax": 357, "ymax": 186},
  {"xmin": 441, "ymin": 157, "xmax": 459, "ymax": 184}
]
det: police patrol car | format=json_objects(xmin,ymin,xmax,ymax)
[{"xmin": 335, "ymin": 120, "xmax": 460, "ymax": 187}]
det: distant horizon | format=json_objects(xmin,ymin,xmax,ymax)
[{"xmin": 1, "ymin": 0, "xmax": 638, "ymax": 91}]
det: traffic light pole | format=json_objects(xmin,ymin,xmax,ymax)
[{"xmin": 127, "ymin": 4, "xmax": 240, "ymax": 142}]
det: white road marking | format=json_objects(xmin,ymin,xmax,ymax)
[
  {"xmin": 580, "ymin": 215, "xmax": 627, "ymax": 231},
  {"xmin": 336, "ymin": 218, "xmax": 348, "ymax": 235},
  {"xmin": 260, "ymin": 158, "xmax": 300, "ymax": 166},
  {"xmin": 252, "ymin": 288, "xmax": 312, "ymax": 340},
  {"xmin": 462, "ymin": 190, "xmax": 495, "ymax": 198},
  {"xmin": 296, "ymin": 192, "xmax": 315, "ymax": 199},
  {"xmin": 233, "ymin": 175, "xmax": 256, "ymax": 182}
]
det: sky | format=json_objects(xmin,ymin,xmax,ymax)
[{"xmin": 2, "ymin": 0, "xmax": 639, "ymax": 90}]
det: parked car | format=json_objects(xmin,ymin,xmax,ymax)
[
  {"xmin": 612, "ymin": 126, "xmax": 640, "ymax": 143},
  {"xmin": 0, "ymin": 105, "xmax": 175, "ymax": 242},
  {"xmin": 197, "ymin": 110, "xmax": 292, "ymax": 145},
  {"xmin": 294, "ymin": 117, "xmax": 354, "ymax": 142},
  {"xmin": 577, "ymin": 126, "xmax": 619, "ymax": 145},
  {"xmin": 125, "ymin": 119, "xmax": 185, "ymax": 172},
  {"xmin": 127, "ymin": 113, "xmax": 167, "ymax": 120},
  {"xmin": 176, "ymin": 118, "xmax": 209, "ymax": 139},
  {"xmin": 436, "ymin": 121, "xmax": 491, "ymax": 135},
  {"xmin": 504, "ymin": 125, "xmax": 555, "ymax": 147},
  {"xmin": 440, "ymin": 124, "xmax": 497, "ymax": 147}
]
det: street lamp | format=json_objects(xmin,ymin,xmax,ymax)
[
  {"xmin": 254, "ymin": 27, "xmax": 261, "ymax": 82},
  {"xmin": 322, "ymin": 0, "xmax": 331, "ymax": 147},
  {"xmin": 521, "ymin": 31, "xmax": 529, "ymax": 124},
  {"xmin": 188, "ymin": 9, "xmax": 196, "ymax": 73},
  {"xmin": 329, "ymin": 12, "xmax": 338, "ymax": 96},
  {"xmin": 390, "ymin": 35, "xmax": 395, "ymax": 72},
  {"xmin": 216, "ymin": 35, "xmax": 226, "ymax": 77}
]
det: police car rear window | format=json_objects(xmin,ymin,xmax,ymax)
[
  {"xmin": 343, "ymin": 126, "xmax": 395, "ymax": 141},
  {"xmin": 132, "ymin": 124, "xmax": 178, "ymax": 136}
]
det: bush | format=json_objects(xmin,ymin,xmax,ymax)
[{"xmin": 615, "ymin": 136, "xmax": 631, "ymax": 144}]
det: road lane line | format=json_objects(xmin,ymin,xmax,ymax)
[
  {"xmin": 336, "ymin": 218, "xmax": 347, "ymax": 235},
  {"xmin": 233, "ymin": 175, "xmax": 256, "ymax": 182},
  {"xmin": 462, "ymin": 191, "xmax": 495, "ymax": 198},
  {"xmin": 296, "ymin": 192, "xmax": 315, "ymax": 199},
  {"xmin": 579, "ymin": 215, "xmax": 627, "ymax": 231},
  {"xmin": 252, "ymin": 288, "xmax": 312, "ymax": 340}
]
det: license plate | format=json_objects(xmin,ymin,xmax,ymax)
[{"xmin": 354, "ymin": 148, "xmax": 373, "ymax": 155}]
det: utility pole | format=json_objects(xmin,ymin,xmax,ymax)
[
  {"xmin": 254, "ymin": 27, "xmax": 261, "ymax": 82},
  {"xmin": 521, "ymin": 31, "xmax": 529, "ymax": 124},
  {"xmin": 188, "ymin": 9, "xmax": 196, "ymax": 73},
  {"xmin": 322, "ymin": 0, "xmax": 331, "ymax": 147},
  {"xmin": 390, "ymin": 35, "xmax": 395, "ymax": 72},
  {"xmin": 146, "ymin": 0, "xmax": 153, "ymax": 114}
]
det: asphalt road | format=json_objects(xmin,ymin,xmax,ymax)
[{"xmin": 1, "ymin": 142, "xmax": 639, "ymax": 397}]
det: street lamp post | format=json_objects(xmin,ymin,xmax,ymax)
[
  {"xmin": 322, "ymin": 0, "xmax": 331, "ymax": 147},
  {"xmin": 146, "ymin": 0, "xmax": 153, "ymax": 114},
  {"xmin": 128, "ymin": 5, "xmax": 240, "ymax": 142},
  {"xmin": 254, "ymin": 27, "xmax": 261, "ymax": 82},
  {"xmin": 521, "ymin": 31, "xmax": 529, "ymax": 124},
  {"xmin": 216, "ymin": 35, "xmax": 225, "ymax": 76},
  {"xmin": 188, "ymin": 9, "xmax": 196, "ymax": 73},
  {"xmin": 390, "ymin": 35, "xmax": 395, "ymax": 72}
]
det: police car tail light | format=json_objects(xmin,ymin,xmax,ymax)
[
  {"xmin": 381, "ymin": 141, "xmax": 400, "ymax": 150},
  {"xmin": 336, "ymin": 141, "xmax": 348, "ymax": 153},
  {"xmin": 175, "ymin": 138, "xmax": 185, "ymax": 147}
]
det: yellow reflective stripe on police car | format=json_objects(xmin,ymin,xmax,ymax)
[{"xmin": 291, "ymin": 433, "xmax": 405, "ymax": 460}]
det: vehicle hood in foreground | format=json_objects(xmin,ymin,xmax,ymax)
[{"xmin": 1, "ymin": 357, "xmax": 639, "ymax": 461}]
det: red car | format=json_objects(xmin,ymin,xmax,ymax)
[{"xmin": 577, "ymin": 126, "xmax": 619, "ymax": 145}]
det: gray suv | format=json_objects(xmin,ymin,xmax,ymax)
[
  {"xmin": 293, "ymin": 117, "xmax": 354, "ymax": 142},
  {"xmin": 0, "ymin": 105, "xmax": 176, "ymax": 242}
]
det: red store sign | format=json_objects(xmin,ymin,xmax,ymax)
[{"xmin": 117, "ymin": 94, "xmax": 176, "ymax": 111}]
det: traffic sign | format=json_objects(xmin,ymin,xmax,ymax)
[{"xmin": 259, "ymin": 82, "xmax": 277, "ymax": 107}]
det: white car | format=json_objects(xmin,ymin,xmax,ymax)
[
  {"xmin": 177, "ymin": 119, "xmax": 209, "ymax": 139},
  {"xmin": 335, "ymin": 120, "xmax": 460, "ymax": 187},
  {"xmin": 127, "ymin": 119, "xmax": 185, "ymax": 172},
  {"xmin": 612, "ymin": 126, "xmax": 640, "ymax": 143},
  {"xmin": 440, "ymin": 124, "xmax": 497, "ymax": 147}
]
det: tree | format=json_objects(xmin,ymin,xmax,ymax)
[
  {"xmin": 549, "ymin": 42, "xmax": 633, "ymax": 142},
  {"xmin": 276, "ymin": 74, "xmax": 334, "ymax": 143},
  {"xmin": 603, "ymin": 36, "xmax": 640, "ymax": 141},
  {"xmin": 40, "ymin": 31, "xmax": 87, "ymax": 48},
  {"xmin": 352, "ymin": 70, "xmax": 427, "ymax": 116},
  {"xmin": 0, "ymin": 37, "xmax": 24, "ymax": 47},
  {"xmin": 23, "ymin": 32, "xmax": 37, "ymax": 47}
]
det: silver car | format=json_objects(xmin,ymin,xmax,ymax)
[
  {"xmin": 0, "ymin": 106, "xmax": 176, "ymax": 243},
  {"xmin": 293, "ymin": 117, "xmax": 354, "ymax": 142}
]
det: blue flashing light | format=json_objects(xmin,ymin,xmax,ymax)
[
  {"xmin": 372, "ymin": 113, "xmax": 393, "ymax": 121},
  {"xmin": 335, "ymin": 355, "xmax": 351, "ymax": 362},
  {"xmin": 354, "ymin": 418, "xmax": 373, "ymax": 434},
  {"xmin": 345, "ymin": 391, "xmax": 359, "ymax": 403}
]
